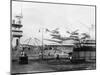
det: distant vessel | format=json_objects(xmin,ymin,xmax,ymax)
[{"xmin": 71, "ymin": 39, "xmax": 96, "ymax": 63}]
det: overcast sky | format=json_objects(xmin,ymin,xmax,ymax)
[{"xmin": 12, "ymin": 1, "xmax": 95, "ymax": 46}]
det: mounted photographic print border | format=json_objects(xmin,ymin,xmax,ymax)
[{"xmin": 11, "ymin": 0, "xmax": 96, "ymax": 74}]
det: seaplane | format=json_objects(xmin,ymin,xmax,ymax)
[{"xmin": 44, "ymin": 28, "xmax": 80, "ymax": 44}]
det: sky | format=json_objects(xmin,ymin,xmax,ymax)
[{"xmin": 12, "ymin": 1, "xmax": 95, "ymax": 46}]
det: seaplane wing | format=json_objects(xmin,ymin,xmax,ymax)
[
  {"xmin": 66, "ymin": 29, "xmax": 79, "ymax": 35},
  {"xmin": 51, "ymin": 34, "xmax": 61, "ymax": 39},
  {"xmin": 44, "ymin": 39, "xmax": 62, "ymax": 43},
  {"xmin": 52, "ymin": 31, "xmax": 59, "ymax": 34},
  {"xmin": 50, "ymin": 33, "xmax": 60, "ymax": 36},
  {"xmin": 52, "ymin": 28, "xmax": 59, "ymax": 31},
  {"xmin": 51, "ymin": 34, "xmax": 74, "ymax": 41},
  {"xmin": 71, "ymin": 29, "xmax": 79, "ymax": 35},
  {"xmin": 46, "ymin": 28, "xmax": 59, "ymax": 34}
]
